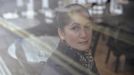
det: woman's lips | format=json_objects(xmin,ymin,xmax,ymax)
[{"xmin": 79, "ymin": 41, "xmax": 88, "ymax": 44}]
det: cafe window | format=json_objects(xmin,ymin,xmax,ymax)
[{"xmin": 0, "ymin": 0, "xmax": 133, "ymax": 75}]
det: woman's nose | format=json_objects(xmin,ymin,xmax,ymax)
[{"xmin": 79, "ymin": 29, "xmax": 87, "ymax": 38}]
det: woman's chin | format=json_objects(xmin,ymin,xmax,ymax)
[{"xmin": 76, "ymin": 46, "xmax": 89, "ymax": 52}]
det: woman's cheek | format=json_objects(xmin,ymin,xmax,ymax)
[{"xmin": 66, "ymin": 32, "xmax": 79, "ymax": 43}]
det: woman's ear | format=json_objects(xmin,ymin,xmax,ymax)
[{"xmin": 58, "ymin": 28, "xmax": 65, "ymax": 40}]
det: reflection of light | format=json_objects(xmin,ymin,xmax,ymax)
[
  {"xmin": 88, "ymin": 0, "xmax": 107, "ymax": 4},
  {"xmin": 16, "ymin": 0, "xmax": 24, "ymax": 7},
  {"xmin": 2, "ymin": 12, "xmax": 19, "ymax": 19},
  {"xmin": 0, "ymin": 57, "xmax": 12, "ymax": 75},
  {"xmin": 89, "ymin": 5, "xmax": 105, "ymax": 15},
  {"xmin": 110, "ymin": 0, "xmax": 123, "ymax": 15},
  {"xmin": 88, "ymin": 9, "xmax": 92, "ymax": 15},
  {"xmin": 111, "ymin": 8, "xmax": 123, "ymax": 15},
  {"xmin": 78, "ymin": 0, "xmax": 86, "ymax": 4},
  {"xmin": 73, "ymin": 0, "xmax": 107, "ymax": 4},
  {"xmin": 45, "ymin": 18, "xmax": 53, "ymax": 24},
  {"xmin": 93, "ymin": 5, "xmax": 105, "ymax": 10},
  {"xmin": 88, "ymin": 0, "xmax": 97, "ymax": 3},
  {"xmin": 72, "ymin": 0, "xmax": 77, "ymax": 3},
  {"xmin": 42, "ymin": 0, "xmax": 49, "ymax": 8},
  {"xmin": 44, "ymin": 10, "xmax": 54, "ymax": 18},
  {"xmin": 26, "ymin": 10, "xmax": 35, "ymax": 18},
  {"xmin": 26, "ymin": 0, "xmax": 35, "ymax": 19},
  {"xmin": 92, "ymin": 10, "xmax": 103, "ymax": 15},
  {"xmin": 21, "ymin": 10, "xmax": 36, "ymax": 19},
  {"xmin": 118, "ymin": 0, "xmax": 129, "ymax": 4},
  {"xmin": 97, "ymin": 0, "xmax": 107, "ymax": 4},
  {"xmin": 8, "ymin": 42, "xmax": 17, "ymax": 59}
]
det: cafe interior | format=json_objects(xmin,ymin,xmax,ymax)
[{"xmin": 0, "ymin": 0, "xmax": 134, "ymax": 75}]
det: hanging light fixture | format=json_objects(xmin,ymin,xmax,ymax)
[{"xmin": 110, "ymin": 0, "xmax": 123, "ymax": 15}]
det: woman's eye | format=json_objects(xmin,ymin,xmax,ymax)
[
  {"xmin": 71, "ymin": 26, "xmax": 80, "ymax": 31},
  {"xmin": 70, "ymin": 23, "xmax": 80, "ymax": 31},
  {"xmin": 84, "ymin": 26, "xmax": 90, "ymax": 30}
]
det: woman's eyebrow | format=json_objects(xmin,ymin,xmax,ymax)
[{"xmin": 71, "ymin": 22, "xmax": 80, "ymax": 26}]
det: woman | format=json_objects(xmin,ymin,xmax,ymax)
[{"xmin": 41, "ymin": 4, "xmax": 99, "ymax": 75}]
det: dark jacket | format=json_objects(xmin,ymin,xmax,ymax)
[{"xmin": 41, "ymin": 41, "xmax": 99, "ymax": 75}]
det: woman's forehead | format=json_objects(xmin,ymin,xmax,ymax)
[{"xmin": 68, "ymin": 12, "xmax": 92, "ymax": 26}]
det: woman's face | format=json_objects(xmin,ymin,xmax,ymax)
[{"xmin": 58, "ymin": 14, "xmax": 93, "ymax": 51}]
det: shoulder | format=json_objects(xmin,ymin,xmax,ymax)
[
  {"xmin": 41, "ymin": 62, "xmax": 61, "ymax": 75},
  {"xmin": 41, "ymin": 55, "xmax": 72, "ymax": 75}
]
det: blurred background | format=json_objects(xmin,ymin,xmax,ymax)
[{"xmin": 0, "ymin": 0, "xmax": 134, "ymax": 75}]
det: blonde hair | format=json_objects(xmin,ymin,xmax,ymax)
[{"xmin": 56, "ymin": 3, "xmax": 92, "ymax": 30}]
